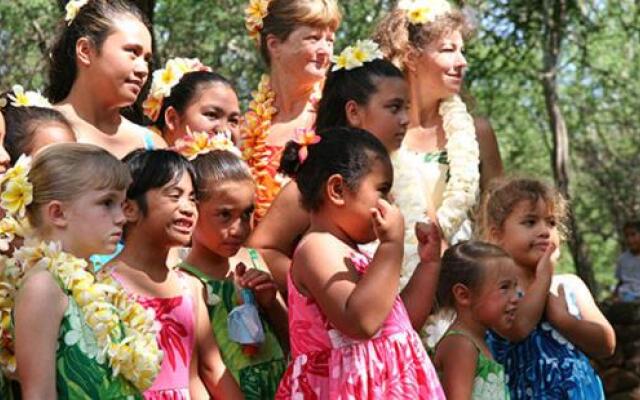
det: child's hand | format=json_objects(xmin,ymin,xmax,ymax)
[
  {"xmin": 536, "ymin": 242, "xmax": 557, "ymax": 280},
  {"xmin": 235, "ymin": 263, "xmax": 278, "ymax": 309},
  {"xmin": 546, "ymin": 283, "xmax": 572, "ymax": 327},
  {"xmin": 370, "ymin": 199, "xmax": 404, "ymax": 244},
  {"xmin": 416, "ymin": 221, "xmax": 441, "ymax": 265}
]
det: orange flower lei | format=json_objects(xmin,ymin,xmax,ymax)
[{"xmin": 240, "ymin": 75, "xmax": 279, "ymax": 221}]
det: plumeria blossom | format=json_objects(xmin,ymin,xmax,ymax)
[
  {"xmin": 64, "ymin": 0, "xmax": 89, "ymax": 25},
  {"xmin": 0, "ymin": 154, "xmax": 34, "ymax": 219},
  {"xmin": 143, "ymin": 58, "xmax": 211, "ymax": 122},
  {"xmin": 245, "ymin": 0, "xmax": 271, "ymax": 42},
  {"xmin": 173, "ymin": 129, "xmax": 241, "ymax": 160},
  {"xmin": 7, "ymin": 85, "xmax": 52, "ymax": 108},
  {"xmin": 331, "ymin": 40, "xmax": 384, "ymax": 71},
  {"xmin": 397, "ymin": 0, "xmax": 452, "ymax": 25},
  {"xmin": 293, "ymin": 128, "xmax": 321, "ymax": 163},
  {"xmin": 1, "ymin": 239, "xmax": 163, "ymax": 390}
]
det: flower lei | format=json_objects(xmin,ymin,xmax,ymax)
[
  {"xmin": 244, "ymin": 0, "xmax": 271, "ymax": 43},
  {"xmin": 0, "ymin": 156, "xmax": 163, "ymax": 390},
  {"xmin": 11, "ymin": 241, "xmax": 163, "ymax": 390},
  {"xmin": 173, "ymin": 129, "xmax": 241, "ymax": 161},
  {"xmin": 65, "ymin": 0, "xmax": 89, "ymax": 25},
  {"xmin": 397, "ymin": 0, "xmax": 452, "ymax": 25},
  {"xmin": 143, "ymin": 57, "xmax": 211, "ymax": 122},
  {"xmin": 392, "ymin": 95, "xmax": 479, "ymax": 285},
  {"xmin": 240, "ymin": 75, "xmax": 280, "ymax": 220},
  {"xmin": 0, "ymin": 85, "xmax": 52, "ymax": 109},
  {"xmin": 331, "ymin": 39, "xmax": 384, "ymax": 72}
]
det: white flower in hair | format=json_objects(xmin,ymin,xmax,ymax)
[
  {"xmin": 397, "ymin": 0, "xmax": 452, "ymax": 25},
  {"xmin": 65, "ymin": 0, "xmax": 89, "ymax": 25},
  {"xmin": 331, "ymin": 39, "xmax": 384, "ymax": 71},
  {"xmin": 7, "ymin": 85, "xmax": 52, "ymax": 108}
]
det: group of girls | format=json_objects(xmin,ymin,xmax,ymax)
[{"xmin": 0, "ymin": 0, "xmax": 617, "ymax": 399}]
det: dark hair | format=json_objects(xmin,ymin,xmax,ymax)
[
  {"xmin": 191, "ymin": 150, "xmax": 253, "ymax": 201},
  {"xmin": 2, "ymin": 102, "xmax": 73, "ymax": 163},
  {"xmin": 315, "ymin": 58, "xmax": 405, "ymax": 131},
  {"xmin": 437, "ymin": 240, "xmax": 512, "ymax": 308},
  {"xmin": 46, "ymin": 0, "xmax": 150, "ymax": 103},
  {"xmin": 154, "ymin": 71, "xmax": 234, "ymax": 129},
  {"xmin": 279, "ymin": 127, "xmax": 390, "ymax": 211},
  {"xmin": 122, "ymin": 149, "xmax": 197, "ymax": 215},
  {"xmin": 624, "ymin": 221, "xmax": 640, "ymax": 234}
]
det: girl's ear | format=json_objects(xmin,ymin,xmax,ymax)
[
  {"xmin": 326, "ymin": 173, "xmax": 346, "ymax": 207},
  {"xmin": 163, "ymin": 106, "xmax": 181, "ymax": 133},
  {"xmin": 75, "ymin": 37, "xmax": 94, "ymax": 67},
  {"xmin": 487, "ymin": 225, "xmax": 503, "ymax": 245},
  {"xmin": 345, "ymin": 100, "xmax": 363, "ymax": 128},
  {"xmin": 452, "ymin": 283, "xmax": 472, "ymax": 307},
  {"xmin": 122, "ymin": 199, "xmax": 141, "ymax": 223},
  {"xmin": 44, "ymin": 200, "xmax": 68, "ymax": 229}
]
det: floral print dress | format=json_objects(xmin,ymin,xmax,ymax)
[
  {"xmin": 486, "ymin": 286, "xmax": 605, "ymax": 399},
  {"xmin": 276, "ymin": 250, "xmax": 445, "ymax": 399},
  {"xmin": 438, "ymin": 330, "xmax": 509, "ymax": 400}
]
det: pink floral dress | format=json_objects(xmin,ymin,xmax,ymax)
[
  {"xmin": 112, "ymin": 270, "xmax": 195, "ymax": 400},
  {"xmin": 276, "ymin": 251, "xmax": 445, "ymax": 399}
]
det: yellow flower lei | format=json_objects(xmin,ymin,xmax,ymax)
[
  {"xmin": 240, "ymin": 74, "xmax": 280, "ymax": 220},
  {"xmin": 6, "ymin": 240, "xmax": 163, "ymax": 391}
]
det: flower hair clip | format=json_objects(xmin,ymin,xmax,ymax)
[
  {"xmin": 293, "ymin": 128, "xmax": 321, "ymax": 163},
  {"xmin": 0, "ymin": 154, "xmax": 33, "ymax": 220},
  {"xmin": 331, "ymin": 40, "xmax": 384, "ymax": 72},
  {"xmin": 245, "ymin": 0, "xmax": 271, "ymax": 43},
  {"xmin": 172, "ymin": 129, "xmax": 241, "ymax": 161},
  {"xmin": 1, "ymin": 85, "xmax": 52, "ymax": 109},
  {"xmin": 65, "ymin": 0, "xmax": 89, "ymax": 25},
  {"xmin": 143, "ymin": 58, "xmax": 212, "ymax": 122},
  {"xmin": 397, "ymin": 0, "xmax": 452, "ymax": 25}
]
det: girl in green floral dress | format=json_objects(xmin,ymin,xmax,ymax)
[
  {"xmin": 434, "ymin": 241, "xmax": 521, "ymax": 399},
  {"xmin": 177, "ymin": 148, "xmax": 287, "ymax": 399},
  {"xmin": 9, "ymin": 144, "xmax": 160, "ymax": 399}
]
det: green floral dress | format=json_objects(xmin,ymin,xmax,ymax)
[
  {"xmin": 0, "ymin": 372, "xmax": 18, "ymax": 399},
  {"xmin": 179, "ymin": 249, "xmax": 286, "ymax": 400},
  {"xmin": 441, "ymin": 330, "xmax": 510, "ymax": 400},
  {"xmin": 56, "ymin": 288, "xmax": 142, "ymax": 399}
]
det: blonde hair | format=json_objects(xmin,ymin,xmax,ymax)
[
  {"xmin": 259, "ymin": 0, "xmax": 341, "ymax": 66},
  {"xmin": 27, "ymin": 143, "xmax": 131, "ymax": 228},
  {"xmin": 373, "ymin": 7, "xmax": 472, "ymax": 71},
  {"xmin": 478, "ymin": 177, "xmax": 568, "ymax": 240}
]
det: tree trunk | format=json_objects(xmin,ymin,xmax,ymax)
[{"xmin": 541, "ymin": 0, "xmax": 597, "ymax": 293}]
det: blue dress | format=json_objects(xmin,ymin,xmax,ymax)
[{"xmin": 486, "ymin": 289, "xmax": 604, "ymax": 399}]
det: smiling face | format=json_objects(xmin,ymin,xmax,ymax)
[
  {"xmin": 64, "ymin": 188, "xmax": 127, "ymax": 259},
  {"xmin": 165, "ymin": 82, "xmax": 242, "ymax": 146},
  {"xmin": 269, "ymin": 24, "xmax": 335, "ymax": 85},
  {"xmin": 413, "ymin": 29, "xmax": 467, "ymax": 100},
  {"xmin": 137, "ymin": 172, "xmax": 198, "ymax": 248},
  {"xmin": 493, "ymin": 198, "xmax": 561, "ymax": 271},
  {"xmin": 192, "ymin": 179, "xmax": 255, "ymax": 258},
  {"xmin": 86, "ymin": 16, "xmax": 152, "ymax": 107},
  {"xmin": 348, "ymin": 76, "xmax": 410, "ymax": 152},
  {"xmin": 471, "ymin": 258, "xmax": 521, "ymax": 331}
]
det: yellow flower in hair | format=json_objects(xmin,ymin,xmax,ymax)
[
  {"xmin": 397, "ymin": 0, "xmax": 452, "ymax": 25},
  {"xmin": 1, "ymin": 177, "xmax": 33, "ymax": 218},
  {"xmin": 245, "ymin": 0, "xmax": 270, "ymax": 41},
  {"xmin": 65, "ymin": 0, "xmax": 89, "ymax": 24},
  {"xmin": 173, "ymin": 129, "xmax": 240, "ymax": 160}
]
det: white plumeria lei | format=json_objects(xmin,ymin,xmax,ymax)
[
  {"xmin": 392, "ymin": 95, "xmax": 479, "ymax": 286},
  {"xmin": 8, "ymin": 240, "xmax": 163, "ymax": 390}
]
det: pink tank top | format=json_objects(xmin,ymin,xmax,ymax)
[{"xmin": 112, "ymin": 270, "xmax": 195, "ymax": 400}]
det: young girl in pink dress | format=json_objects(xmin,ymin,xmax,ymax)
[
  {"xmin": 102, "ymin": 149, "xmax": 242, "ymax": 399},
  {"xmin": 275, "ymin": 127, "xmax": 444, "ymax": 399}
]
